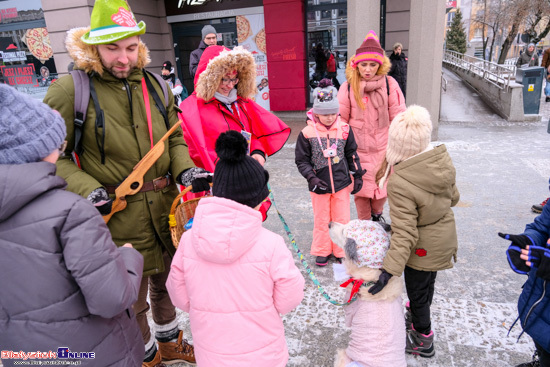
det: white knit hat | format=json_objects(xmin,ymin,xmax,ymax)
[{"xmin": 378, "ymin": 105, "xmax": 432, "ymax": 187}]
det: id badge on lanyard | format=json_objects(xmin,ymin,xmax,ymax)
[
  {"xmin": 241, "ymin": 130, "xmax": 252, "ymax": 155},
  {"xmin": 234, "ymin": 103, "xmax": 252, "ymax": 155}
]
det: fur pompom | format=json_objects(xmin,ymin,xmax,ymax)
[
  {"xmin": 318, "ymin": 78, "xmax": 333, "ymax": 88},
  {"xmin": 215, "ymin": 130, "xmax": 248, "ymax": 163}
]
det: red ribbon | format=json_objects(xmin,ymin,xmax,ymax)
[{"xmin": 340, "ymin": 278, "xmax": 364, "ymax": 303}]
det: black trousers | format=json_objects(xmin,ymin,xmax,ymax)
[{"xmin": 404, "ymin": 266, "xmax": 437, "ymax": 335}]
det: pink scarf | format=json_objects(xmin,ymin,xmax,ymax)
[{"xmin": 362, "ymin": 75, "xmax": 390, "ymax": 129}]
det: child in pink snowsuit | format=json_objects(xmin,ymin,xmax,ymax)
[
  {"xmin": 167, "ymin": 130, "xmax": 305, "ymax": 367},
  {"xmin": 295, "ymin": 80, "xmax": 364, "ymax": 267}
]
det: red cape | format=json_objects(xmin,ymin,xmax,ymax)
[{"xmin": 179, "ymin": 95, "xmax": 290, "ymax": 172}]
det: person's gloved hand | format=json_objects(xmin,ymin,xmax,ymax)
[
  {"xmin": 498, "ymin": 233, "xmax": 533, "ymax": 249},
  {"xmin": 499, "ymin": 232, "xmax": 535, "ymax": 274},
  {"xmin": 87, "ymin": 187, "xmax": 113, "ymax": 215},
  {"xmin": 368, "ymin": 269, "xmax": 393, "ymax": 295},
  {"xmin": 351, "ymin": 175, "xmax": 363, "ymax": 195},
  {"xmin": 535, "ymin": 244, "xmax": 550, "ymax": 280},
  {"xmin": 178, "ymin": 167, "xmax": 212, "ymax": 193},
  {"xmin": 307, "ymin": 176, "xmax": 329, "ymax": 194}
]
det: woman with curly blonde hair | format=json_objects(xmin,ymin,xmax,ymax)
[{"xmin": 338, "ymin": 30, "xmax": 406, "ymax": 223}]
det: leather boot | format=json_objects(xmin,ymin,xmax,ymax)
[
  {"xmin": 158, "ymin": 330, "xmax": 196, "ymax": 365},
  {"xmin": 142, "ymin": 349, "xmax": 166, "ymax": 367}
]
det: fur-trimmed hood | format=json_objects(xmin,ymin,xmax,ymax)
[
  {"xmin": 344, "ymin": 260, "xmax": 403, "ymax": 302},
  {"xmin": 194, "ymin": 45, "xmax": 257, "ymax": 102},
  {"xmin": 65, "ymin": 27, "xmax": 150, "ymax": 76}
]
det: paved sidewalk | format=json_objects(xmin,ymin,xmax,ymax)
[{"xmin": 162, "ymin": 68, "xmax": 550, "ymax": 367}]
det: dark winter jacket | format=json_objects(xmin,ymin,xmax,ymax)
[
  {"xmin": 389, "ymin": 52, "xmax": 408, "ymax": 98},
  {"xmin": 43, "ymin": 27, "xmax": 195, "ymax": 276},
  {"xmin": 541, "ymin": 48, "xmax": 550, "ymax": 69},
  {"xmin": 190, "ymin": 40, "xmax": 209, "ymax": 79},
  {"xmin": 315, "ymin": 47, "xmax": 329, "ymax": 75},
  {"xmin": 383, "ymin": 145, "xmax": 460, "ymax": 276},
  {"xmin": 517, "ymin": 198, "xmax": 550, "ymax": 352},
  {"xmin": 0, "ymin": 162, "xmax": 144, "ymax": 367},
  {"xmin": 516, "ymin": 49, "xmax": 539, "ymax": 68},
  {"xmin": 295, "ymin": 112, "xmax": 362, "ymax": 194}
]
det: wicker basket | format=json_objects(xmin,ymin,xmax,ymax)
[{"xmin": 169, "ymin": 185, "xmax": 211, "ymax": 248}]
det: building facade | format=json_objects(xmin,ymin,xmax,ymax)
[{"xmin": 6, "ymin": 0, "xmax": 444, "ymax": 118}]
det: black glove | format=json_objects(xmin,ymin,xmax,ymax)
[
  {"xmin": 498, "ymin": 232, "xmax": 535, "ymax": 274},
  {"xmin": 368, "ymin": 269, "xmax": 393, "ymax": 295},
  {"xmin": 536, "ymin": 248, "xmax": 550, "ymax": 280},
  {"xmin": 307, "ymin": 176, "xmax": 329, "ymax": 194},
  {"xmin": 87, "ymin": 187, "xmax": 113, "ymax": 216},
  {"xmin": 178, "ymin": 167, "xmax": 212, "ymax": 193},
  {"xmin": 351, "ymin": 176, "xmax": 363, "ymax": 195}
]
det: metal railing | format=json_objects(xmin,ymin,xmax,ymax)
[{"xmin": 443, "ymin": 50, "xmax": 516, "ymax": 90}]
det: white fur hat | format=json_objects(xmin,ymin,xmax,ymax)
[{"xmin": 344, "ymin": 220, "xmax": 390, "ymax": 269}]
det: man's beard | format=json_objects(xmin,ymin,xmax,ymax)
[{"xmin": 104, "ymin": 61, "xmax": 137, "ymax": 79}]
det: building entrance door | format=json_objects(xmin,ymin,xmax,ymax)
[{"xmin": 171, "ymin": 19, "xmax": 237, "ymax": 95}]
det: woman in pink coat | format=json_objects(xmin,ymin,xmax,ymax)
[
  {"xmin": 338, "ymin": 30, "xmax": 406, "ymax": 222},
  {"xmin": 167, "ymin": 131, "xmax": 304, "ymax": 367}
]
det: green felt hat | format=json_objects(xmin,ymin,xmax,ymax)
[{"xmin": 81, "ymin": 0, "xmax": 146, "ymax": 45}]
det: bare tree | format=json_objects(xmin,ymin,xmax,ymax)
[
  {"xmin": 497, "ymin": 0, "xmax": 530, "ymax": 64},
  {"xmin": 523, "ymin": 0, "xmax": 550, "ymax": 44},
  {"xmin": 471, "ymin": 0, "xmax": 506, "ymax": 61}
]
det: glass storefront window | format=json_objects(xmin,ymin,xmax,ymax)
[
  {"xmin": 339, "ymin": 28, "xmax": 347, "ymax": 46},
  {"xmin": 321, "ymin": 10, "xmax": 331, "ymax": 19}
]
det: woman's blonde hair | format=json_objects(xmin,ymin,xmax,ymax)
[
  {"xmin": 374, "ymin": 158, "xmax": 388, "ymax": 185},
  {"xmin": 345, "ymin": 55, "xmax": 391, "ymax": 110}
]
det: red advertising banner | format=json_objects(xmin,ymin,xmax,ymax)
[
  {"xmin": 446, "ymin": 1, "xmax": 457, "ymax": 8},
  {"xmin": 0, "ymin": 7, "xmax": 17, "ymax": 23},
  {"xmin": 0, "ymin": 64, "xmax": 39, "ymax": 87}
]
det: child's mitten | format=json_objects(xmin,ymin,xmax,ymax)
[
  {"xmin": 536, "ymin": 246, "xmax": 550, "ymax": 280},
  {"xmin": 499, "ymin": 232, "xmax": 535, "ymax": 274},
  {"xmin": 368, "ymin": 269, "xmax": 392, "ymax": 295},
  {"xmin": 351, "ymin": 175, "xmax": 363, "ymax": 195},
  {"xmin": 307, "ymin": 176, "xmax": 328, "ymax": 194}
]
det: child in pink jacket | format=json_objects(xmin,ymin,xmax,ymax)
[
  {"xmin": 295, "ymin": 80, "xmax": 364, "ymax": 267},
  {"xmin": 167, "ymin": 130, "xmax": 305, "ymax": 367}
]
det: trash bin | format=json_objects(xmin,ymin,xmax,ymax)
[{"xmin": 516, "ymin": 66, "xmax": 544, "ymax": 114}]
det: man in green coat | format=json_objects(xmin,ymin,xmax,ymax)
[{"xmin": 44, "ymin": 1, "xmax": 208, "ymax": 366}]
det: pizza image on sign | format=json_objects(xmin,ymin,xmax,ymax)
[
  {"xmin": 254, "ymin": 28, "xmax": 266, "ymax": 54},
  {"xmin": 236, "ymin": 16, "xmax": 252, "ymax": 43},
  {"xmin": 23, "ymin": 28, "xmax": 53, "ymax": 63}
]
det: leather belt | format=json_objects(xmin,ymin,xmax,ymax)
[{"xmin": 104, "ymin": 175, "xmax": 172, "ymax": 195}]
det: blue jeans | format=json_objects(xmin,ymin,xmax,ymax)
[{"xmin": 546, "ymin": 71, "xmax": 550, "ymax": 96}]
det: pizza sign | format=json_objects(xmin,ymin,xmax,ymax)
[{"xmin": 23, "ymin": 28, "xmax": 53, "ymax": 63}]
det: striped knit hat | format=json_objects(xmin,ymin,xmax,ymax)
[{"xmin": 350, "ymin": 30, "xmax": 385, "ymax": 68}]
